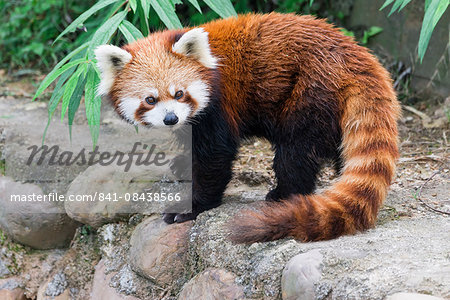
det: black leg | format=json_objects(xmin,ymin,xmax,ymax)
[
  {"xmin": 266, "ymin": 141, "xmax": 321, "ymax": 201},
  {"xmin": 162, "ymin": 151, "xmax": 236, "ymax": 223},
  {"xmin": 163, "ymin": 120, "xmax": 238, "ymax": 223}
]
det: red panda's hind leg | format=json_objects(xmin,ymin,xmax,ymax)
[{"xmin": 266, "ymin": 140, "xmax": 321, "ymax": 201}]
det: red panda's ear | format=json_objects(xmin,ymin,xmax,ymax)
[
  {"xmin": 94, "ymin": 45, "xmax": 132, "ymax": 96},
  {"xmin": 172, "ymin": 28, "xmax": 217, "ymax": 69}
]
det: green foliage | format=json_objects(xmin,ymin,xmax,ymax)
[
  {"xmin": 361, "ymin": 26, "xmax": 384, "ymax": 45},
  {"xmin": 33, "ymin": 0, "xmax": 237, "ymax": 145},
  {"xmin": 0, "ymin": 0, "xmax": 92, "ymax": 70},
  {"xmin": 0, "ymin": 158, "xmax": 4, "ymax": 175},
  {"xmin": 80, "ymin": 225, "xmax": 94, "ymax": 236},
  {"xmin": 380, "ymin": 0, "xmax": 449, "ymax": 62}
]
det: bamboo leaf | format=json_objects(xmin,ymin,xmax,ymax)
[
  {"xmin": 139, "ymin": 0, "xmax": 150, "ymax": 36},
  {"xmin": 61, "ymin": 64, "xmax": 88, "ymax": 121},
  {"xmin": 42, "ymin": 67, "xmax": 76, "ymax": 145},
  {"xmin": 68, "ymin": 77, "xmax": 87, "ymax": 125},
  {"xmin": 187, "ymin": 0, "xmax": 201, "ymax": 12},
  {"xmin": 380, "ymin": 0, "xmax": 395, "ymax": 11},
  {"xmin": 129, "ymin": 0, "xmax": 138, "ymax": 12},
  {"xmin": 150, "ymin": 0, "xmax": 183, "ymax": 29},
  {"xmin": 399, "ymin": 0, "xmax": 413, "ymax": 11},
  {"xmin": 68, "ymin": 76, "xmax": 87, "ymax": 140},
  {"xmin": 388, "ymin": 0, "xmax": 407, "ymax": 16},
  {"xmin": 48, "ymin": 69, "xmax": 75, "ymax": 117},
  {"xmin": 87, "ymin": 10, "xmax": 128, "ymax": 60},
  {"xmin": 85, "ymin": 65, "xmax": 102, "ymax": 146},
  {"xmin": 119, "ymin": 20, "xmax": 144, "ymax": 42},
  {"xmin": 418, "ymin": 0, "xmax": 449, "ymax": 62},
  {"xmin": 202, "ymin": 0, "xmax": 237, "ymax": 18},
  {"xmin": 41, "ymin": 47, "xmax": 88, "ymax": 144},
  {"xmin": 33, "ymin": 58, "xmax": 86, "ymax": 101},
  {"xmin": 33, "ymin": 43, "xmax": 89, "ymax": 100},
  {"xmin": 54, "ymin": 0, "xmax": 120, "ymax": 43}
]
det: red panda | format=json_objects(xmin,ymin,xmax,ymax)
[{"xmin": 95, "ymin": 13, "xmax": 401, "ymax": 243}]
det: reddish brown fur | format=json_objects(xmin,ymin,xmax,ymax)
[
  {"xmin": 116, "ymin": 13, "xmax": 401, "ymax": 242},
  {"xmin": 200, "ymin": 14, "xmax": 399, "ymax": 242}
]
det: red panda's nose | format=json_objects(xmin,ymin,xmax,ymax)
[{"xmin": 163, "ymin": 112, "xmax": 179, "ymax": 125}]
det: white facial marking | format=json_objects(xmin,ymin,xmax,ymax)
[
  {"xmin": 144, "ymin": 100, "xmax": 191, "ymax": 127},
  {"xmin": 168, "ymin": 85, "xmax": 176, "ymax": 97},
  {"xmin": 145, "ymin": 88, "xmax": 158, "ymax": 98},
  {"xmin": 172, "ymin": 28, "xmax": 218, "ymax": 68},
  {"xmin": 118, "ymin": 97, "xmax": 141, "ymax": 124},
  {"xmin": 187, "ymin": 80, "xmax": 210, "ymax": 112},
  {"xmin": 95, "ymin": 45, "xmax": 132, "ymax": 96}
]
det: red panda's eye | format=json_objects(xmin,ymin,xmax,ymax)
[
  {"xmin": 145, "ymin": 96, "xmax": 157, "ymax": 105},
  {"xmin": 174, "ymin": 90, "xmax": 183, "ymax": 100}
]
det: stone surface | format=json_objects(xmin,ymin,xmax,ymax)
[
  {"xmin": 91, "ymin": 259, "xmax": 140, "ymax": 300},
  {"xmin": 386, "ymin": 293, "xmax": 445, "ymax": 300},
  {"xmin": 128, "ymin": 217, "xmax": 192, "ymax": 287},
  {"xmin": 0, "ymin": 277, "xmax": 22, "ymax": 290},
  {"xmin": 178, "ymin": 268, "xmax": 245, "ymax": 300},
  {"xmin": 281, "ymin": 249, "xmax": 324, "ymax": 300},
  {"xmin": 64, "ymin": 162, "xmax": 181, "ymax": 228},
  {"xmin": 188, "ymin": 194, "xmax": 450, "ymax": 299},
  {"xmin": 37, "ymin": 286, "xmax": 70, "ymax": 300},
  {"xmin": 0, "ymin": 176, "xmax": 79, "ymax": 249},
  {"xmin": 36, "ymin": 272, "xmax": 68, "ymax": 300},
  {"xmin": 0, "ymin": 277, "xmax": 25, "ymax": 300},
  {"xmin": 96, "ymin": 223, "xmax": 160, "ymax": 300},
  {"xmin": 0, "ymin": 258, "xmax": 11, "ymax": 278},
  {"xmin": 0, "ymin": 288, "xmax": 27, "ymax": 300}
]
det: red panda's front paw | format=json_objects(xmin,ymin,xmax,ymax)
[{"xmin": 162, "ymin": 212, "xmax": 197, "ymax": 224}]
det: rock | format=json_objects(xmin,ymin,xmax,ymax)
[
  {"xmin": 0, "ymin": 176, "xmax": 79, "ymax": 249},
  {"xmin": 404, "ymin": 116, "xmax": 414, "ymax": 123},
  {"xmin": 0, "ymin": 258, "xmax": 11, "ymax": 278},
  {"xmin": 0, "ymin": 289, "xmax": 27, "ymax": 300},
  {"xmin": 178, "ymin": 268, "xmax": 245, "ymax": 300},
  {"xmin": 97, "ymin": 223, "xmax": 162, "ymax": 300},
  {"xmin": 281, "ymin": 249, "xmax": 324, "ymax": 300},
  {"xmin": 36, "ymin": 272, "xmax": 68, "ymax": 300},
  {"xmin": 64, "ymin": 162, "xmax": 188, "ymax": 228},
  {"xmin": 91, "ymin": 259, "xmax": 141, "ymax": 300},
  {"xmin": 46, "ymin": 273, "xmax": 67, "ymax": 296},
  {"xmin": 128, "ymin": 217, "xmax": 192, "ymax": 287},
  {"xmin": 188, "ymin": 198, "xmax": 450, "ymax": 299},
  {"xmin": 0, "ymin": 277, "xmax": 26, "ymax": 300},
  {"xmin": 386, "ymin": 293, "xmax": 445, "ymax": 300},
  {"xmin": 189, "ymin": 201, "xmax": 302, "ymax": 299},
  {"xmin": 1, "ymin": 127, "xmax": 88, "ymax": 195},
  {"xmin": 0, "ymin": 277, "xmax": 22, "ymax": 290},
  {"xmin": 37, "ymin": 287, "xmax": 70, "ymax": 300}
]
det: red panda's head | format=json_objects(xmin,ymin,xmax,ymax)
[{"xmin": 95, "ymin": 28, "xmax": 217, "ymax": 127}]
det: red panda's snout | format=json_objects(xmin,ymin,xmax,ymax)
[{"xmin": 163, "ymin": 112, "xmax": 179, "ymax": 125}]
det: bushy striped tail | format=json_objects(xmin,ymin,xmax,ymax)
[{"xmin": 229, "ymin": 89, "xmax": 401, "ymax": 243}]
